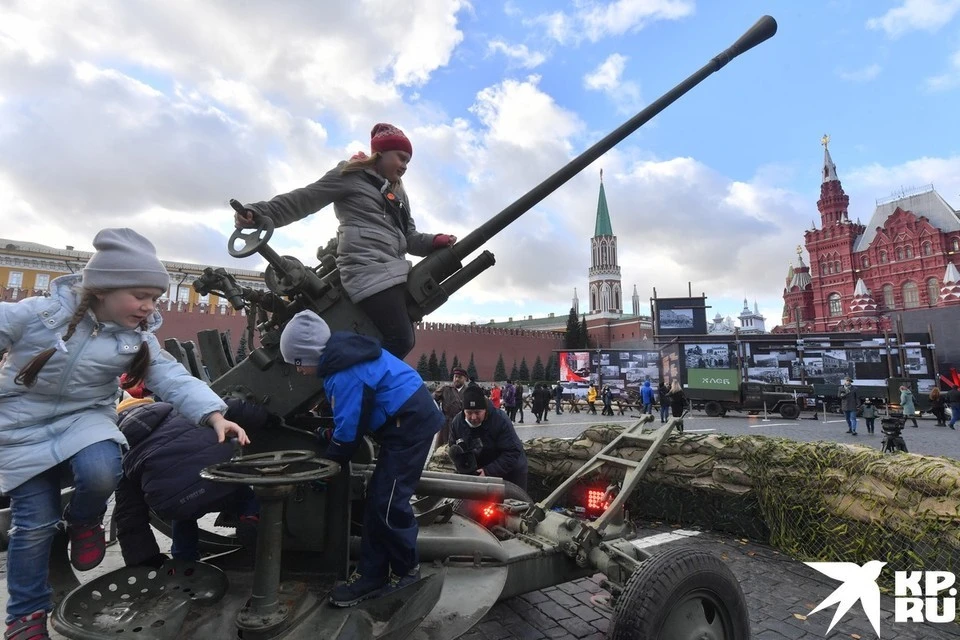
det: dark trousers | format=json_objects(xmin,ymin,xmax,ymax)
[
  {"xmin": 865, "ymin": 418, "xmax": 875, "ymax": 433},
  {"xmin": 170, "ymin": 486, "xmax": 258, "ymax": 561},
  {"xmin": 516, "ymin": 402, "xmax": 524, "ymax": 422},
  {"xmin": 359, "ymin": 422, "xmax": 436, "ymax": 579},
  {"xmin": 356, "ymin": 284, "xmax": 416, "ymax": 359},
  {"xmin": 507, "ymin": 406, "xmax": 517, "ymax": 421}
]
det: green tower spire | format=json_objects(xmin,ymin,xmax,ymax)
[{"xmin": 594, "ymin": 169, "xmax": 613, "ymax": 237}]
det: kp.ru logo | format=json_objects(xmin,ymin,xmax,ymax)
[{"xmin": 805, "ymin": 561, "xmax": 958, "ymax": 637}]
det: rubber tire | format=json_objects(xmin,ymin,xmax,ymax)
[
  {"xmin": 609, "ymin": 546, "xmax": 750, "ymax": 640},
  {"xmin": 779, "ymin": 403, "xmax": 800, "ymax": 420},
  {"xmin": 704, "ymin": 401, "xmax": 723, "ymax": 418}
]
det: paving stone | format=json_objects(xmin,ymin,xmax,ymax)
[
  {"xmin": 556, "ymin": 615, "xmax": 598, "ymax": 638},
  {"xmin": 521, "ymin": 590, "xmax": 551, "ymax": 605},
  {"xmin": 590, "ymin": 617, "xmax": 609, "ymax": 634},
  {"xmin": 556, "ymin": 581, "xmax": 584, "ymax": 595},
  {"xmin": 541, "ymin": 627, "xmax": 575, "ymax": 639},
  {"xmin": 759, "ymin": 619, "xmax": 807, "ymax": 639},
  {"xmin": 536, "ymin": 600, "xmax": 576, "ymax": 621},
  {"xmin": 567, "ymin": 604, "xmax": 603, "ymax": 623},
  {"xmin": 497, "ymin": 620, "xmax": 546, "ymax": 640},
  {"xmin": 545, "ymin": 590, "xmax": 580, "ymax": 608},
  {"xmin": 517, "ymin": 605, "xmax": 560, "ymax": 630}
]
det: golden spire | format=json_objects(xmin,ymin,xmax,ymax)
[{"xmin": 820, "ymin": 133, "xmax": 830, "ymax": 149}]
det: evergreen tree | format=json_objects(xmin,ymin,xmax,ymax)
[
  {"xmin": 416, "ymin": 353, "xmax": 430, "ymax": 380},
  {"xmin": 438, "ymin": 351, "xmax": 450, "ymax": 381},
  {"xmin": 494, "ymin": 354, "xmax": 507, "ymax": 381},
  {"xmin": 451, "ymin": 354, "xmax": 461, "ymax": 371},
  {"xmin": 564, "ymin": 307, "xmax": 580, "ymax": 349},
  {"xmin": 235, "ymin": 335, "xmax": 248, "ymax": 363},
  {"xmin": 545, "ymin": 352, "xmax": 558, "ymax": 381},
  {"xmin": 428, "ymin": 349, "xmax": 440, "ymax": 380},
  {"xmin": 580, "ymin": 315, "xmax": 590, "ymax": 348},
  {"xmin": 467, "ymin": 353, "xmax": 478, "ymax": 380},
  {"xmin": 532, "ymin": 355, "xmax": 545, "ymax": 381},
  {"xmin": 518, "ymin": 357, "xmax": 530, "ymax": 381},
  {"xmin": 510, "ymin": 359, "xmax": 519, "ymax": 380}
]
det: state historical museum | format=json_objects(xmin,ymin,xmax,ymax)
[{"xmin": 777, "ymin": 137, "xmax": 960, "ymax": 334}]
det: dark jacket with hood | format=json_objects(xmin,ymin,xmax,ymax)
[
  {"xmin": 449, "ymin": 399, "xmax": 528, "ymax": 490},
  {"xmin": 114, "ymin": 398, "xmax": 269, "ymax": 566},
  {"xmin": 318, "ymin": 332, "xmax": 442, "ymax": 463}
]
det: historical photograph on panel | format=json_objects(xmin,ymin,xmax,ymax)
[
  {"xmin": 904, "ymin": 348, "xmax": 928, "ymax": 375},
  {"xmin": 659, "ymin": 308, "xmax": 694, "ymax": 329},
  {"xmin": 917, "ymin": 379, "xmax": 937, "ymax": 394},
  {"xmin": 847, "ymin": 348, "xmax": 882, "ymax": 363},
  {"xmin": 684, "ymin": 344, "xmax": 730, "ymax": 369},
  {"xmin": 791, "ymin": 357, "xmax": 823, "ymax": 378},
  {"xmin": 821, "ymin": 349, "xmax": 855, "ymax": 384},
  {"xmin": 600, "ymin": 352, "xmax": 611, "ymax": 366},
  {"xmin": 753, "ymin": 350, "xmax": 796, "ymax": 368},
  {"xmin": 746, "ymin": 367, "xmax": 790, "ymax": 384},
  {"xmin": 619, "ymin": 351, "xmax": 631, "ymax": 361},
  {"xmin": 601, "ymin": 365, "xmax": 620, "ymax": 378}
]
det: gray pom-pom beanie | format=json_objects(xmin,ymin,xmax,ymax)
[
  {"xmin": 280, "ymin": 310, "xmax": 332, "ymax": 366},
  {"xmin": 82, "ymin": 228, "xmax": 170, "ymax": 291}
]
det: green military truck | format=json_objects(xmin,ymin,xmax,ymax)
[{"xmin": 685, "ymin": 368, "xmax": 808, "ymax": 419}]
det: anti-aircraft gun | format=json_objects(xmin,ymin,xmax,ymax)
[{"xmin": 44, "ymin": 16, "xmax": 777, "ymax": 640}]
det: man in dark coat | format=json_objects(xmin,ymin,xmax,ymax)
[
  {"xmin": 448, "ymin": 384, "xmax": 528, "ymax": 490},
  {"xmin": 434, "ymin": 367, "xmax": 468, "ymax": 444},
  {"xmin": 553, "ymin": 382, "xmax": 564, "ymax": 415},
  {"xmin": 114, "ymin": 397, "xmax": 269, "ymax": 568}
]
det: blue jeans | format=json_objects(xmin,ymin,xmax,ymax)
[
  {"xmin": 844, "ymin": 410, "xmax": 858, "ymax": 433},
  {"xmin": 950, "ymin": 404, "xmax": 960, "ymax": 428},
  {"xmin": 643, "ymin": 403, "xmax": 652, "ymax": 414},
  {"xmin": 660, "ymin": 404, "xmax": 670, "ymax": 422},
  {"xmin": 5, "ymin": 440, "xmax": 122, "ymax": 623},
  {"xmin": 170, "ymin": 486, "xmax": 258, "ymax": 561}
]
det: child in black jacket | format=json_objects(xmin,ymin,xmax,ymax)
[{"xmin": 113, "ymin": 397, "xmax": 270, "ymax": 567}]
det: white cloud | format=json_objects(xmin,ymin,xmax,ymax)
[
  {"xmin": 844, "ymin": 156, "xmax": 960, "ymax": 222},
  {"xmin": 584, "ymin": 53, "xmax": 643, "ymax": 113},
  {"xmin": 536, "ymin": 0, "xmax": 695, "ymax": 44},
  {"xmin": 487, "ymin": 39, "xmax": 548, "ymax": 69},
  {"xmin": 837, "ymin": 63, "xmax": 882, "ymax": 82},
  {"xmin": 866, "ymin": 0, "xmax": 960, "ymax": 37},
  {"xmin": 925, "ymin": 48, "xmax": 960, "ymax": 91}
]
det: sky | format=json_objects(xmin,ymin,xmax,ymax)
[{"xmin": 2, "ymin": 0, "xmax": 959, "ymax": 329}]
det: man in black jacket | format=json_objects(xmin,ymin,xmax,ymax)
[
  {"xmin": 113, "ymin": 397, "xmax": 270, "ymax": 567},
  {"xmin": 448, "ymin": 384, "xmax": 527, "ymax": 490}
]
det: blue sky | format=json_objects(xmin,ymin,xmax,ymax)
[{"xmin": 1, "ymin": 1, "xmax": 959, "ymax": 329}]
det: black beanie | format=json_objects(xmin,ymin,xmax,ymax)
[{"xmin": 463, "ymin": 384, "xmax": 486, "ymax": 410}]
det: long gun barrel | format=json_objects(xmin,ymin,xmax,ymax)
[{"xmin": 407, "ymin": 15, "xmax": 777, "ymax": 316}]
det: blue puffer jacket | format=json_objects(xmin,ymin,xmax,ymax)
[
  {"xmin": 640, "ymin": 381, "xmax": 656, "ymax": 404},
  {"xmin": 0, "ymin": 275, "xmax": 227, "ymax": 494},
  {"xmin": 114, "ymin": 398, "xmax": 268, "ymax": 566},
  {"xmin": 317, "ymin": 332, "xmax": 443, "ymax": 463}
]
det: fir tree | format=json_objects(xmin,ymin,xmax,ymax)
[
  {"xmin": 564, "ymin": 307, "xmax": 580, "ymax": 349},
  {"xmin": 510, "ymin": 359, "xmax": 519, "ymax": 380},
  {"xmin": 545, "ymin": 352, "xmax": 558, "ymax": 380},
  {"xmin": 235, "ymin": 335, "xmax": 248, "ymax": 363},
  {"xmin": 428, "ymin": 349, "xmax": 440, "ymax": 380},
  {"xmin": 467, "ymin": 353, "xmax": 478, "ymax": 380},
  {"xmin": 532, "ymin": 355, "xmax": 545, "ymax": 381},
  {"xmin": 518, "ymin": 357, "xmax": 530, "ymax": 381},
  {"xmin": 580, "ymin": 315, "xmax": 590, "ymax": 348},
  {"xmin": 494, "ymin": 354, "xmax": 507, "ymax": 381},
  {"xmin": 451, "ymin": 354, "xmax": 461, "ymax": 371},
  {"xmin": 438, "ymin": 351, "xmax": 449, "ymax": 381},
  {"xmin": 416, "ymin": 353, "xmax": 430, "ymax": 380}
]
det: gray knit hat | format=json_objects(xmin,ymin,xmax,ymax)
[
  {"xmin": 82, "ymin": 228, "xmax": 170, "ymax": 291},
  {"xmin": 280, "ymin": 310, "xmax": 331, "ymax": 366}
]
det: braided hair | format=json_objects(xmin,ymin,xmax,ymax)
[{"xmin": 15, "ymin": 288, "xmax": 151, "ymax": 389}]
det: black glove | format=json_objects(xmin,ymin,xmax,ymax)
[{"xmin": 469, "ymin": 437, "xmax": 483, "ymax": 457}]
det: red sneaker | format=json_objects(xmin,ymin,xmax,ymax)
[
  {"xmin": 4, "ymin": 610, "xmax": 49, "ymax": 640},
  {"xmin": 67, "ymin": 522, "xmax": 106, "ymax": 571}
]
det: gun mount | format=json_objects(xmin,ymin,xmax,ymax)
[{"xmin": 34, "ymin": 16, "xmax": 778, "ymax": 640}]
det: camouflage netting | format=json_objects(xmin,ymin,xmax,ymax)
[{"xmin": 429, "ymin": 423, "xmax": 960, "ymax": 586}]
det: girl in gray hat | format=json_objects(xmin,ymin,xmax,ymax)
[{"xmin": 0, "ymin": 228, "xmax": 250, "ymax": 640}]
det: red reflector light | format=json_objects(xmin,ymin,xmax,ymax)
[
  {"xmin": 481, "ymin": 504, "xmax": 497, "ymax": 520},
  {"xmin": 587, "ymin": 489, "xmax": 607, "ymax": 512}
]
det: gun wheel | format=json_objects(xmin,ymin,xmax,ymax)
[
  {"xmin": 779, "ymin": 403, "xmax": 800, "ymax": 419},
  {"xmin": 704, "ymin": 401, "xmax": 723, "ymax": 418},
  {"xmin": 610, "ymin": 546, "xmax": 749, "ymax": 640}
]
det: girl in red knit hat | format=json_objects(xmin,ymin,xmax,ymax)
[{"xmin": 235, "ymin": 123, "xmax": 456, "ymax": 358}]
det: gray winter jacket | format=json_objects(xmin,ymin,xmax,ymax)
[
  {"xmin": 245, "ymin": 163, "xmax": 437, "ymax": 302},
  {"xmin": 838, "ymin": 383, "xmax": 859, "ymax": 412}
]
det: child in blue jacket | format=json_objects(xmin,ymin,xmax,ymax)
[
  {"xmin": 279, "ymin": 310, "xmax": 442, "ymax": 607},
  {"xmin": 0, "ymin": 228, "xmax": 249, "ymax": 640}
]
